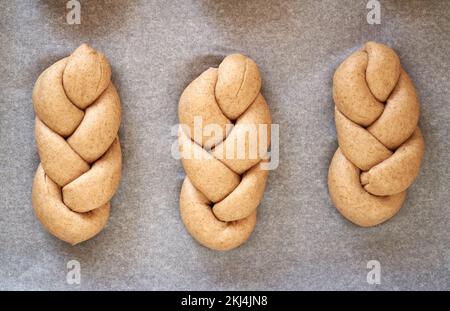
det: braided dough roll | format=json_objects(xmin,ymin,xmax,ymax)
[
  {"xmin": 328, "ymin": 42, "xmax": 424, "ymax": 227},
  {"xmin": 32, "ymin": 44, "xmax": 122, "ymax": 244},
  {"xmin": 178, "ymin": 54, "xmax": 272, "ymax": 250}
]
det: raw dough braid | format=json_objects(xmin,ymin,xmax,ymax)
[
  {"xmin": 32, "ymin": 44, "xmax": 122, "ymax": 244},
  {"xmin": 328, "ymin": 41, "xmax": 424, "ymax": 227},
  {"xmin": 178, "ymin": 54, "xmax": 272, "ymax": 250}
]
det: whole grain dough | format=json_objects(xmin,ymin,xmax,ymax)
[
  {"xmin": 32, "ymin": 44, "xmax": 122, "ymax": 244},
  {"xmin": 178, "ymin": 54, "xmax": 272, "ymax": 250},
  {"xmin": 328, "ymin": 41, "xmax": 424, "ymax": 227}
]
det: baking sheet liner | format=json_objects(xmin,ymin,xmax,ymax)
[{"xmin": 0, "ymin": 0, "xmax": 449, "ymax": 290}]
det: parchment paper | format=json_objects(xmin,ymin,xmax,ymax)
[{"xmin": 0, "ymin": 0, "xmax": 449, "ymax": 290}]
